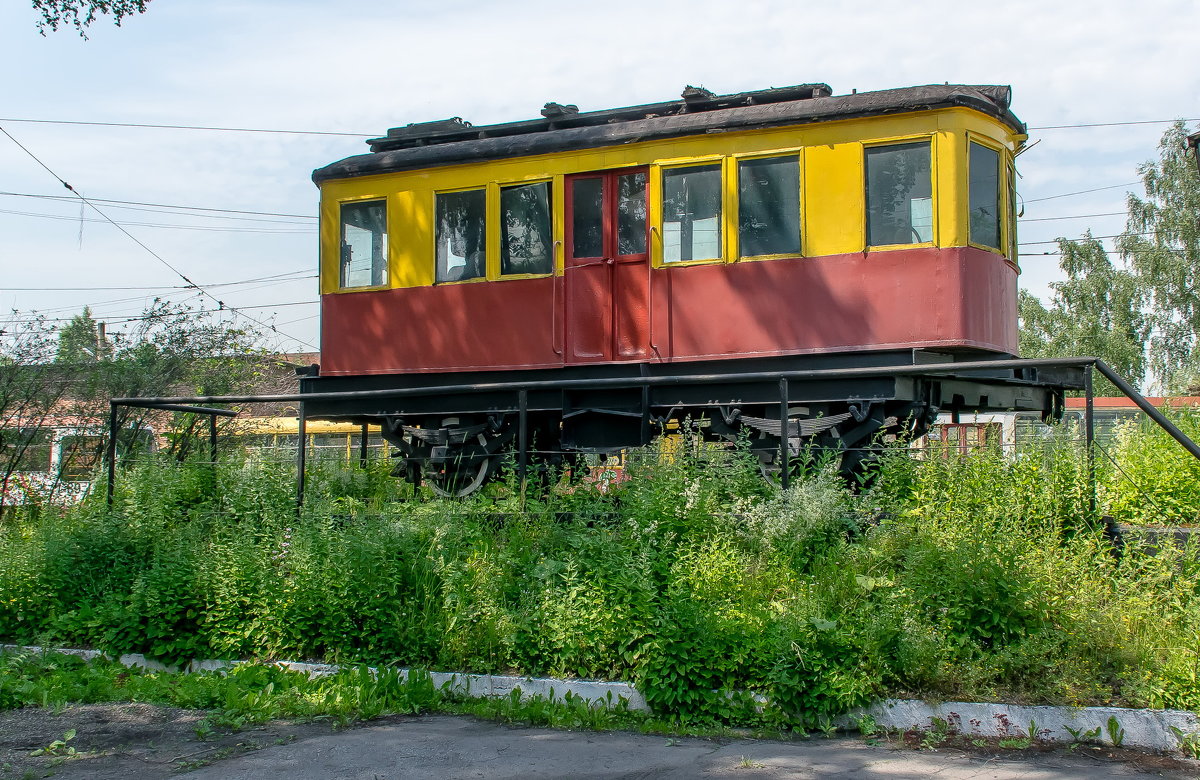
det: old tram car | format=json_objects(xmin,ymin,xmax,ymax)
[{"xmin": 302, "ymin": 83, "xmax": 1078, "ymax": 495}]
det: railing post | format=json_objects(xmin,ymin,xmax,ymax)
[
  {"xmin": 295, "ymin": 405, "xmax": 307, "ymax": 513},
  {"xmin": 518, "ymin": 389, "xmax": 529, "ymax": 496},
  {"xmin": 359, "ymin": 422, "xmax": 369, "ymax": 469},
  {"xmin": 209, "ymin": 414, "xmax": 218, "ymax": 466},
  {"xmin": 1084, "ymin": 365, "xmax": 1096, "ymax": 517},
  {"xmin": 779, "ymin": 377, "xmax": 790, "ymax": 490},
  {"xmin": 106, "ymin": 402, "xmax": 118, "ymax": 508}
]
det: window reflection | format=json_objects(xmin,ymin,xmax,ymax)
[
  {"xmin": 501, "ymin": 182, "xmax": 553, "ymax": 275},
  {"xmin": 866, "ymin": 142, "xmax": 933, "ymax": 246},
  {"xmin": 617, "ymin": 172, "xmax": 648, "ymax": 255},
  {"xmin": 339, "ymin": 201, "xmax": 387, "ymax": 288},
  {"xmin": 436, "ymin": 189, "xmax": 486, "ymax": 282},
  {"xmin": 663, "ymin": 165, "xmax": 722, "ymax": 262},
  {"xmin": 738, "ymin": 157, "xmax": 800, "ymax": 257},
  {"xmin": 571, "ymin": 178, "xmax": 604, "ymax": 258},
  {"xmin": 969, "ymin": 142, "xmax": 1002, "ymax": 250}
]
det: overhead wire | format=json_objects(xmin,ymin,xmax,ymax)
[
  {"xmin": 0, "ymin": 117, "xmax": 371, "ymax": 137},
  {"xmin": 6, "ymin": 270, "xmax": 315, "ymax": 292},
  {"xmin": 0, "ymin": 190, "xmax": 316, "ymax": 221},
  {"xmin": 0, "ymin": 206, "xmax": 313, "ymax": 233},
  {"xmin": 0, "ymin": 124, "xmax": 317, "ymax": 350},
  {"xmin": 1, "ymin": 115, "xmax": 1194, "ymax": 136}
]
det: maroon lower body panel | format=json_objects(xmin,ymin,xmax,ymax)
[{"xmin": 318, "ymin": 247, "xmax": 1016, "ymax": 376}]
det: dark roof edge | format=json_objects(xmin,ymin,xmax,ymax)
[{"xmin": 313, "ymin": 84, "xmax": 1022, "ymax": 185}]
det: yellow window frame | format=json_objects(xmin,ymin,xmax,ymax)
[
  {"xmin": 652, "ymin": 156, "xmax": 729, "ymax": 269},
  {"xmin": 730, "ymin": 150, "xmax": 804, "ymax": 262},
  {"xmin": 431, "ymin": 184, "xmax": 488, "ymax": 285},
  {"xmin": 433, "ymin": 180, "xmax": 559, "ymax": 284},
  {"xmin": 863, "ymin": 134, "xmax": 938, "ymax": 252},
  {"xmin": 333, "ymin": 195, "xmax": 391, "ymax": 292},
  {"xmin": 965, "ymin": 133, "xmax": 1007, "ymax": 255},
  {"xmin": 496, "ymin": 178, "xmax": 557, "ymax": 281}
]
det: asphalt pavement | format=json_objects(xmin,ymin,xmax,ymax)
[{"xmin": 185, "ymin": 714, "xmax": 1190, "ymax": 779}]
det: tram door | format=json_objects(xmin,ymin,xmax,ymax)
[{"xmin": 564, "ymin": 168, "xmax": 651, "ymax": 364}]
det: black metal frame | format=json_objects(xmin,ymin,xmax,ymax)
[{"xmin": 105, "ymin": 357, "xmax": 1200, "ymax": 510}]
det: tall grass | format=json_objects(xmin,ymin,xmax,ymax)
[{"xmin": 1, "ymin": 428, "xmax": 1197, "ymax": 726}]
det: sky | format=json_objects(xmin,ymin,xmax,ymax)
[{"xmin": 2, "ymin": 0, "xmax": 1198, "ymax": 354}]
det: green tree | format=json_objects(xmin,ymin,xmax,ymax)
[
  {"xmin": 1018, "ymin": 233, "xmax": 1148, "ymax": 396},
  {"xmin": 31, "ymin": 0, "xmax": 148, "ymax": 37},
  {"xmin": 1116, "ymin": 121, "xmax": 1200, "ymax": 392},
  {"xmin": 55, "ymin": 306, "xmax": 110, "ymax": 364}
]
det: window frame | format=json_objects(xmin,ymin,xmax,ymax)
[
  {"xmin": 965, "ymin": 135, "xmax": 1005, "ymax": 254},
  {"xmin": 731, "ymin": 150, "xmax": 804, "ymax": 262},
  {"xmin": 653, "ymin": 157, "xmax": 729, "ymax": 268},
  {"xmin": 434, "ymin": 179, "xmax": 559, "ymax": 285},
  {"xmin": 433, "ymin": 185, "xmax": 489, "ymax": 285},
  {"xmin": 497, "ymin": 178, "xmax": 557, "ymax": 280},
  {"xmin": 863, "ymin": 135, "xmax": 937, "ymax": 251},
  {"xmin": 1006, "ymin": 156, "xmax": 1019, "ymax": 265},
  {"xmin": 337, "ymin": 197, "xmax": 390, "ymax": 291}
]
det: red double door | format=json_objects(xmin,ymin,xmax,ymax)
[{"xmin": 564, "ymin": 168, "xmax": 653, "ymax": 363}]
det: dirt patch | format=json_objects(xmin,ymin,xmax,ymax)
[{"xmin": 0, "ymin": 703, "xmax": 354, "ymax": 779}]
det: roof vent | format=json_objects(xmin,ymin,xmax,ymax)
[
  {"xmin": 541, "ymin": 102, "xmax": 579, "ymax": 118},
  {"xmin": 681, "ymin": 85, "xmax": 717, "ymax": 102}
]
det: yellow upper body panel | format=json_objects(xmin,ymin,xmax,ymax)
[{"xmin": 318, "ymin": 105, "xmax": 1021, "ymax": 294}]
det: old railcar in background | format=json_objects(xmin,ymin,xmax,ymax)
[{"xmin": 302, "ymin": 83, "xmax": 1082, "ymax": 495}]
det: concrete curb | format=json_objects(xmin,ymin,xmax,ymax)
[
  {"xmin": 844, "ymin": 699, "xmax": 1200, "ymax": 753},
  {"xmin": 3, "ymin": 644, "xmax": 1195, "ymax": 753}
]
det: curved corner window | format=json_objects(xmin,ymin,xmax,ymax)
[
  {"xmin": 738, "ymin": 156, "xmax": 800, "ymax": 257},
  {"xmin": 1007, "ymin": 161, "xmax": 1018, "ymax": 262},
  {"xmin": 969, "ymin": 142, "xmax": 1002, "ymax": 250},
  {"xmin": 663, "ymin": 165, "xmax": 722, "ymax": 262},
  {"xmin": 866, "ymin": 142, "xmax": 933, "ymax": 246},
  {"xmin": 501, "ymin": 182, "xmax": 553, "ymax": 276},
  {"xmin": 339, "ymin": 200, "xmax": 387, "ymax": 288},
  {"xmin": 436, "ymin": 189, "xmax": 486, "ymax": 282}
]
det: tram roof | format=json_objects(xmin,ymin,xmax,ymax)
[{"xmin": 312, "ymin": 83, "xmax": 1022, "ymax": 184}]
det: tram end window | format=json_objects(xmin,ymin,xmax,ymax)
[
  {"xmin": 865, "ymin": 142, "xmax": 933, "ymax": 247},
  {"xmin": 662, "ymin": 164, "xmax": 722, "ymax": 263},
  {"xmin": 339, "ymin": 200, "xmax": 388, "ymax": 288},
  {"xmin": 968, "ymin": 142, "xmax": 1002, "ymax": 250},
  {"xmin": 501, "ymin": 182, "xmax": 553, "ymax": 275},
  {"xmin": 737, "ymin": 156, "xmax": 801, "ymax": 257},
  {"xmin": 436, "ymin": 188, "xmax": 487, "ymax": 282}
]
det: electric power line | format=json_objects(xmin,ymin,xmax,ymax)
[
  {"xmin": 7, "ymin": 270, "xmax": 314, "ymax": 292},
  {"xmin": 1020, "ymin": 211, "xmax": 1127, "ymax": 223},
  {"xmin": 1029, "ymin": 118, "xmax": 1200, "ymax": 130},
  {"xmin": 0, "ymin": 117, "xmax": 371, "ymax": 137},
  {"xmin": 2, "ymin": 115, "xmax": 1195, "ymax": 136},
  {"xmin": 1023, "ymin": 182, "xmax": 1142, "ymax": 204},
  {"xmin": 0, "ymin": 207, "xmax": 314, "ymax": 234},
  {"xmin": 0, "ymin": 124, "xmax": 317, "ymax": 350},
  {"xmin": 0, "ymin": 190, "xmax": 316, "ymax": 221}
]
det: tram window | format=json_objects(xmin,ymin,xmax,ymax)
[
  {"xmin": 571, "ymin": 177, "xmax": 604, "ymax": 258},
  {"xmin": 339, "ymin": 201, "xmax": 387, "ymax": 288},
  {"xmin": 616, "ymin": 172, "xmax": 648, "ymax": 255},
  {"xmin": 663, "ymin": 165, "xmax": 722, "ymax": 263},
  {"xmin": 501, "ymin": 182, "xmax": 553, "ymax": 275},
  {"xmin": 738, "ymin": 156, "xmax": 800, "ymax": 257},
  {"xmin": 1007, "ymin": 161, "xmax": 1018, "ymax": 262},
  {"xmin": 866, "ymin": 142, "xmax": 933, "ymax": 246},
  {"xmin": 1, "ymin": 428, "xmax": 52, "ymax": 472},
  {"xmin": 59, "ymin": 435, "xmax": 104, "ymax": 479},
  {"xmin": 969, "ymin": 142, "xmax": 1002, "ymax": 249},
  {"xmin": 436, "ymin": 189, "xmax": 486, "ymax": 282}
]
